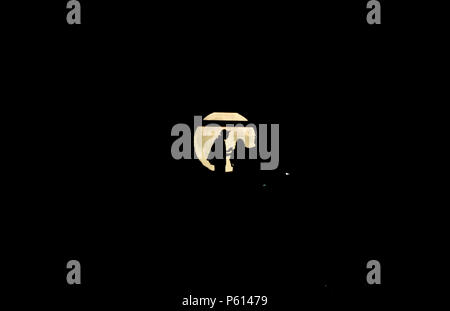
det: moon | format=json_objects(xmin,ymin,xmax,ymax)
[{"xmin": 194, "ymin": 113, "xmax": 256, "ymax": 172}]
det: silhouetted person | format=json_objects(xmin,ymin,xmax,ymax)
[
  {"xmin": 208, "ymin": 129, "xmax": 229, "ymax": 174},
  {"xmin": 231, "ymin": 139, "xmax": 259, "ymax": 175}
]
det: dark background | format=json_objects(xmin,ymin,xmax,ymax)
[{"xmin": 7, "ymin": 0, "xmax": 420, "ymax": 309}]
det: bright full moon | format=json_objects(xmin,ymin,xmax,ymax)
[{"xmin": 194, "ymin": 113, "xmax": 256, "ymax": 172}]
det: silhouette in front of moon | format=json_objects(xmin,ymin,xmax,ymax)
[
  {"xmin": 208, "ymin": 129, "xmax": 230, "ymax": 174},
  {"xmin": 230, "ymin": 139, "xmax": 259, "ymax": 175},
  {"xmin": 207, "ymin": 130, "xmax": 260, "ymax": 177}
]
